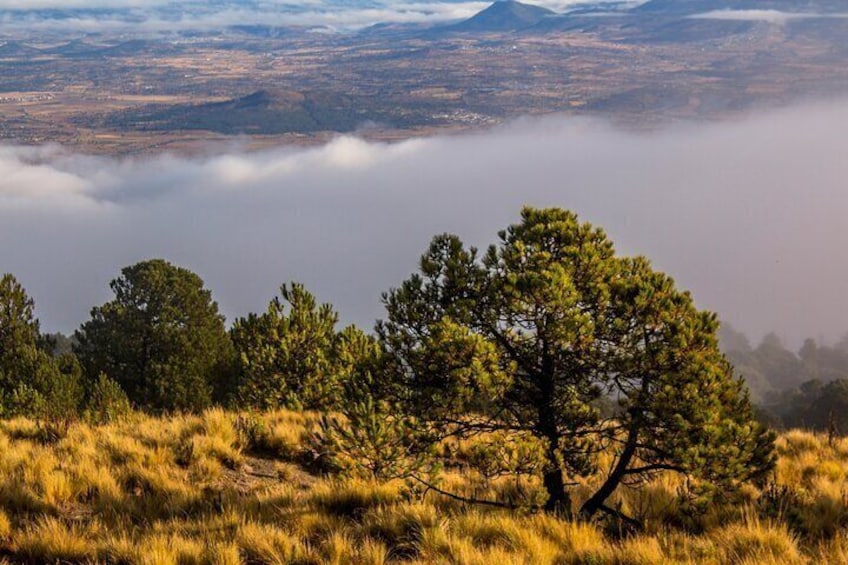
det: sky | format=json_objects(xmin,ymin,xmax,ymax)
[{"xmin": 1, "ymin": 101, "xmax": 847, "ymax": 347}]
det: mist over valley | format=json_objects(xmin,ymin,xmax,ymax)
[{"xmin": 2, "ymin": 102, "xmax": 846, "ymax": 350}]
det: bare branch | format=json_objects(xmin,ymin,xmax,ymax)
[{"xmin": 410, "ymin": 476, "xmax": 540, "ymax": 511}]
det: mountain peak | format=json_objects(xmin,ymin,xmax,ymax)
[{"xmin": 453, "ymin": 1, "xmax": 556, "ymax": 32}]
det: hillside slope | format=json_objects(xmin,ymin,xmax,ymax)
[
  {"xmin": 452, "ymin": 0, "xmax": 556, "ymax": 32},
  {"xmin": 0, "ymin": 410, "xmax": 843, "ymax": 562}
]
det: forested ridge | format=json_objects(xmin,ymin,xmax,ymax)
[{"xmin": 719, "ymin": 325, "xmax": 848, "ymax": 430}]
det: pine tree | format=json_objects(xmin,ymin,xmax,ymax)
[
  {"xmin": 0, "ymin": 274, "xmax": 82, "ymax": 423},
  {"xmin": 379, "ymin": 207, "xmax": 775, "ymax": 519},
  {"xmin": 75, "ymin": 259, "xmax": 233, "ymax": 413},
  {"xmin": 231, "ymin": 283, "xmax": 371, "ymax": 410},
  {"xmin": 316, "ymin": 368, "xmax": 429, "ymax": 480}
]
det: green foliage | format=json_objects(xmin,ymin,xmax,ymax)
[
  {"xmin": 234, "ymin": 413, "xmax": 272, "ymax": 452},
  {"xmin": 0, "ymin": 273, "xmax": 50, "ymax": 400},
  {"xmin": 40, "ymin": 332, "xmax": 77, "ymax": 357},
  {"xmin": 231, "ymin": 282, "xmax": 373, "ymax": 411},
  {"xmin": 777, "ymin": 378, "xmax": 848, "ymax": 432},
  {"xmin": 0, "ymin": 273, "xmax": 41, "ymax": 350},
  {"xmin": 460, "ymin": 431, "xmax": 548, "ymax": 481},
  {"xmin": 85, "ymin": 373, "xmax": 132, "ymax": 425},
  {"xmin": 5, "ymin": 382, "xmax": 46, "ymax": 419},
  {"xmin": 379, "ymin": 207, "xmax": 775, "ymax": 519},
  {"xmin": 381, "ymin": 316, "xmax": 511, "ymax": 423},
  {"xmin": 0, "ymin": 274, "xmax": 84, "ymax": 423},
  {"xmin": 74, "ymin": 259, "xmax": 234, "ymax": 414},
  {"xmin": 40, "ymin": 362, "xmax": 85, "ymax": 428},
  {"xmin": 591, "ymin": 255, "xmax": 775, "ymax": 499},
  {"xmin": 315, "ymin": 369, "xmax": 431, "ymax": 480}
]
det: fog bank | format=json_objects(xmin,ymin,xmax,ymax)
[
  {"xmin": 692, "ymin": 10, "xmax": 848, "ymax": 24},
  {"xmin": 2, "ymin": 102, "xmax": 847, "ymax": 345}
]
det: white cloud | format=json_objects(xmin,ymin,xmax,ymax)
[
  {"xmin": 691, "ymin": 10, "xmax": 848, "ymax": 24},
  {"xmin": 0, "ymin": 0, "xmax": 644, "ymax": 33},
  {"xmin": 2, "ymin": 102, "xmax": 848, "ymax": 347},
  {"xmin": 0, "ymin": 2, "xmax": 490, "ymax": 32},
  {"xmin": 0, "ymin": 0, "xmax": 171, "ymax": 8}
]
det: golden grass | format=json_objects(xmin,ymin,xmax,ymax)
[
  {"xmin": 0, "ymin": 416, "xmax": 840, "ymax": 564},
  {"xmin": 13, "ymin": 517, "xmax": 99, "ymax": 562},
  {"xmin": 710, "ymin": 512, "xmax": 803, "ymax": 564}
]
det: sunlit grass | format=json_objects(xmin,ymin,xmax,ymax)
[{"xmin": 0, "ymin": 412, "xmax": 841, "ymax": 563}]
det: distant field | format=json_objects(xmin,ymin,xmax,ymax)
[
  {"xmin": 0, "ymin": 409, "xmax": 844, "ymax": 564},
  {"xmin": 1, "ymin": 13, "xmax": 847, "ymax": 155}
]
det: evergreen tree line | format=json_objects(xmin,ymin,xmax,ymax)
[
  {"xmin": 719, "ymin": 325, "xmax": 848, "ymax": 431},
  {"xmin": 1, "ymin": 262, "xmax": 373, "ymax": 422},
  {"xmin": 1, "ymin": 208, "xmax": 775, "ymax": 521}
]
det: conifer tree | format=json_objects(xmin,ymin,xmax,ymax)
[
  {"xmin": 379, "ymin": 207, "xmax": 775, "ymax": 519},
  {"xmin": 75, "ymin": 259, "xmax": 233, "ymax": 413},
  {"xmin": 0, "ymin": 274, "xmax": 82, "ymax": 422},
  {"xmin": 231, "ymin": 283, "xmax": 371, "ymax": 410}
]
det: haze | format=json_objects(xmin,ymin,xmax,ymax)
[{"xmin": 1, "ymin": 101, "xmax": 846, "ymax": 345}]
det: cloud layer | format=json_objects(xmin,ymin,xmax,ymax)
[
  {"xmin": 0, "ymin": 0, "xmax": 638, "ymax": 33},
  {"xmin": 691, "ymin": 9, "xmax": 848, "ymax": 24},
  {"xmin": 2, "ymin": 102, "xmax": 848, "ymax": 346}
]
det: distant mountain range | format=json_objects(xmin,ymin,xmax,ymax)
[
  {"xmin": 0, "ymin": 39, "xmax": 175, "ymax": 60},
  {"xmin": 434, "ymin": 0, "xmax": 848, "ymax": 36},
  {"xmin": 0, "ymin": 41, "xmax": 42, "ymax": 58},
  {"xmin": 1, "ymin": 0, "xmax": 847, "ymax": 39},
  {"xmin": 2, "ymin": 1, "xmax": 845, "ymax": 47}
]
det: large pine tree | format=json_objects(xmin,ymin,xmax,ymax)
[
  {"xmin": 75, "ymin": 259, "xmax": 233, "ymax": 413},
  {"xmin": 379, "ymin": 207, "xmax": 775, "ymax": 518}
]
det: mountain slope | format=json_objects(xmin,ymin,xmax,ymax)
[
  {"xmin": 452, "ymin": 0, "xmax": 556, "ymax": 32},
  {"xmin": 98, "ymin": 89, "xmax": 432, "ymax": 135},
  {"xmin": 0, "ymin": 41, "xmax": 42, "ymax": 58}
]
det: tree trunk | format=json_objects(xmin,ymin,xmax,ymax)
[
  {"xmin": 543, "ymin": 466, "xmax": 571, "ymax": 514},
  {"xmin": 579, "ymin": 425, "xmax": 638, "ymax": 520},
  {"xmin": 537, "ymin": 339, "xmax": 571, "ymax": 514},
  {"xmin": 539, "ymin": 399, "xmax": 571, "ymax": 514}
]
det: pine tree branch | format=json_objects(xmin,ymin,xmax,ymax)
[
  {"xmin": 410, "ymin": 476, "xmax": 540, "ymax": 511},
  {"xmin": 623, "ymin": 463, "xmax": 686, "ymax": 475},
  {"xmin": 596, "ymin": 503, "xmax": 643, "ymax": 531}
]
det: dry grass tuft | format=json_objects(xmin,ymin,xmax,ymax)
[
  {"xmin": 13, "ymin": 517, "xmax": 98, "ymax": 562},
  {"xmin": 711, "ymin": 513, "xmax": 803, "ymax": 563}
]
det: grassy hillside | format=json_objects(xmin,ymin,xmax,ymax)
[{"xmin": 0, "ymin": 411, "xmax": 843, "ymax": 563}]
